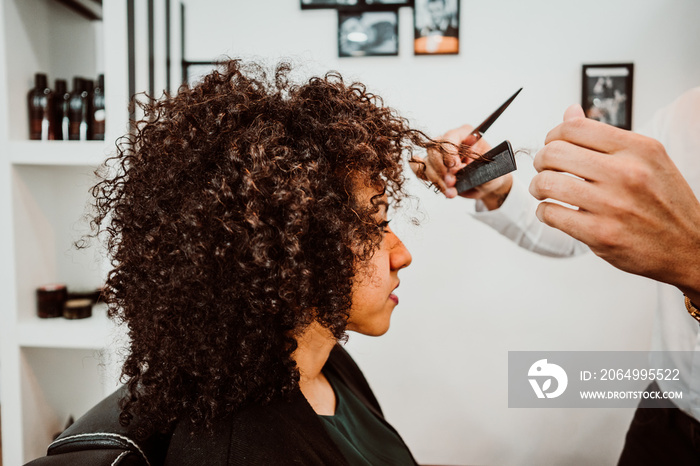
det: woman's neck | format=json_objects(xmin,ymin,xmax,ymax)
[{"xmin": 293, "ymin": 321, "xmax": 337, "ymax": 415}]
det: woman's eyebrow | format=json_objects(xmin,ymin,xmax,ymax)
[
  {"xmin": 375, "ymin": 200, "xmax": 389, "ymax": 215},
  {"xmin": 371, "ymin": 194, "xmax": 389, "ymax": 206}
]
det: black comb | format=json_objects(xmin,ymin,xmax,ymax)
[{"xmin": 455, "ymin": 141, "xmax": 516, "ymax": 193}]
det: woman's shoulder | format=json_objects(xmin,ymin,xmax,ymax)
[
  {"xmin": 164, "ymin": 389, "xmax": 347, "ymax": 466},
  {"xmin": 161, "ymin": 344, "xmax": 378, "ymax": 465}
]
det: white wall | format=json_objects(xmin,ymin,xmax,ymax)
[{"xmin": 182, "ymin": 1, "xmax": 700, "ymax": 465}]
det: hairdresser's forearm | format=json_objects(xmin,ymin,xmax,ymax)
[{"xmin": 479, "ymin": 174, "xmax": 513, "ymax": 210}]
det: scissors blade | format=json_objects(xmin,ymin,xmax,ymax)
[{"xmin": 470, "ymin": 87, "xmax": 523, "ymax": 139}]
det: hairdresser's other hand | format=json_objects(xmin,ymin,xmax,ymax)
[
  {"xmin": 530, "ymin": 104, "xmax": 700, "ymax": 303},
  {"xmin": 411, "ymin": 124, "xmax": 513, "ymax": 210}
]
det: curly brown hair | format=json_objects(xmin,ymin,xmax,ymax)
[{"xmin": 89, "ymin": 59, "xmax": 445, "ymax": 436}]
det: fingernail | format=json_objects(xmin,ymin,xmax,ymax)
[{"xmin": 445, "ymin": 174, "xmax": 455, "ymax": 184}]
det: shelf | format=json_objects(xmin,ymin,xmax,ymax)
[
  {"xmin": 3, "ymin": 0, "xmax": 104, "ymax": 142},
  {"xmin": 1, "ymin": 0, "xmax": 132, "ymax": 463},
  {"xmin": 52, "ymin": 0, "xmax": 104, "ymax": 21},
  {"xmin": 17, "ymin": 304, "xmax": 123, "ymax": 350},
  {"xmin": 7, "ymin": 140, "xmax": 110, "ymax": 167}
]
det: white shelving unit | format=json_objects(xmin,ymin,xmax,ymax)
[
  {"xmin": 0, "ymin": 1, "xmax": 133, "ymax": 463},
  {"xmin": 7, "ymin": 141, "xmax": 111, "ymax": 166}
]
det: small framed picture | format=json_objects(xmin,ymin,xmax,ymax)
[
  {"xmin": 338, "ymin": 10, "xmax": 399, "ymax": 57},
  {"xmin": 365, "ymin": 0, "xmax": 414, "ymax": 6},
  {"xmin": 582, "ymin": 63, "xmax": 634, "ymax": 130},
  {"xmin": 414, "ymin": 0, "xmax": 459, "ymax": 55},
  {"xmin": 301, "ymin": 0, "xmax": 360, "ymax": 9}
]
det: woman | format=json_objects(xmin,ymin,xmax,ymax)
[{"xmin": 90, "ymin": 60, "xmax": 447, "ymax": 464}]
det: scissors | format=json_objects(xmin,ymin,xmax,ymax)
[
  {"xmin": 454, "ymin": 88, "xmax": 522, "ymax": 193},
  {"xmin": 463, "ymin": 87, "xmax": 522, "ymax": 146}
]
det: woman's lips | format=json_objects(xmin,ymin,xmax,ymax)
[{"xmin": 389, "ymin": 293, "xmax": 399, "ymax": 304}]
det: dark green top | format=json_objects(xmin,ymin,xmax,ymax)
[{"xmin": 319, "ymin": 370, "xmax": 416, "ymax": 466}]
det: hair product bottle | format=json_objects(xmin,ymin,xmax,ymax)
[
  {"xmin": 69, "ymin": 78, "xmax": 88, "ymax": 140},
  {"xmin": 83, "ymin": 78, "xmax": 94, "ymax": 140},
  {"xmin": 92, "ymin": 74, "xmax": 105, "ymax": 140},
  {"xmin": 27, "ymin": 73, "xmax": 54, "ymax": 140},
  {"xmin": 53, "ymin": 79, "xmax": 70, "ymax": 140}
]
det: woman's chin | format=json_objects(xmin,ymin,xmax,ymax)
[{"xmin": 347, "ymin": 320, "xmax": 392, "ymax": 337}]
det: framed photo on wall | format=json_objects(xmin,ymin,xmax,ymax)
[
  {"xmin": 365, "ymin": 0, "xmax": 414, "ymax": 6},
  {"xmin": 582, "ymin": 63, "xmax": 634, "ymax": 130},
  {"xmin": 338, "ymin": 9, "xmax": 399, "ymax": 57},
  {"xmin": 301, "ymin": 0, "xmax": 360, "ymax": 9},
  {"xmin": 302, "ymin": 0, "xmax": 411, "ymax": 9},
  {"xmin": 414, "ymin": 0, "xmax": 459, "ymax": 55}
]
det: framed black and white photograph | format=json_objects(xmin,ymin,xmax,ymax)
[
  {"xmin": 582, "ymin": 63, "xmax": 634, "ymax": 130},
  {"xmin": 301, "ymin": 0, "xmax": 359, "ymax": 9},
  {"xmin": 413, "ymin": 0, "xmax": 459, "ymax": 55},
  {"xmin": 365, "ymin": 0, "xmax": 414, "ymax": 7},
  {"xmin": 338, "ymin": 10, "xmax": 399, "ymax": 57}
]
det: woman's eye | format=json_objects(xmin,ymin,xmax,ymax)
[{"xmin": 378, "ymin": 219, "xmax": 391, "ymax": 232}]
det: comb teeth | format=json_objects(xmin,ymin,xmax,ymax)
[{"xmin": 455, "ymin": 141, "xmax": 516, "ymax": 193}]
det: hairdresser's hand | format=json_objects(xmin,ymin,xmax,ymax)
[
  {"xmin": 411, "ymin": 124, "xmax": 513, "ymax": 210},
  {"xmin": 530, "ymin": 104, "xmax": 700, "ymax": 303}
]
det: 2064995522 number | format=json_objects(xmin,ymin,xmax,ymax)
[{"xmin": 600, "ymin": 368, "xmax": 680, "ymax": 381}]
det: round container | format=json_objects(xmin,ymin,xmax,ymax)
[
  {"xmin": 63, "ymin": 298, "xmax": 93, "ymax": 320},
  {"xmin": 36, "ymin": 284, "xmax": 68, "ymax": 318},
  {"xmin": 67, "ymin": 288, "xmax": 101, "ymax": 304}
]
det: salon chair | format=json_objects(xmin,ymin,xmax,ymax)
[
  {"xmin": 25, "ymin": 388, "xmax": 465, "ymax": 466},
  {"xmin": 24, "ymin": 387, "xmax": 171, "ymax": 466}
]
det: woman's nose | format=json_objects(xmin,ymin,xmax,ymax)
[{"xmin": 389, "ymin": 232, "xmax": 412, "ymax": 271}]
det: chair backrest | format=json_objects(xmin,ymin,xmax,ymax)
[{"xmin": 24, "ymin": 387, "xmax": 171, "ymax": 466}]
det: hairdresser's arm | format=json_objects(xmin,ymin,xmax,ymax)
[
  {"xmin": 412, "ymin": 124, "xmax": 585, "ymax": 257},
  {"xmin": 530, "ymin": 105, "xmax": 700, "ymax": 304},
  {"xmin": 473, "ymin": 176, "xmax": 586, "ymax": 257}
]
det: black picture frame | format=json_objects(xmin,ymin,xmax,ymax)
[
  {"xmin": 581, "ymin": 63, "xmax": 634, "ymax": 130},
  {"xmin": 364, "ymin": 0, "xmax": 414, "ymax": 8},
  {"xmin": 301, "ymin": 0, "xmax": 361, "ymax": 10},
  {"xmin": 301, "ymin": 0, "xmax": 411, "ymax": 9},
  {"xmin": 338, "ymin": 9, "xmax": 399, "ymax": 57},
  {"xmin": 413, "ymin": 0, "xmax": 459, "ymax": 55}
]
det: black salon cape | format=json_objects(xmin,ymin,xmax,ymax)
[{"xmin": 164, "ymin": 344, "xmax": 418, "ymax": 465}]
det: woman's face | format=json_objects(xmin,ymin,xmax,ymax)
[{"xmin": 346, "ymin": 186, "xmax": 413, "ymax": 336}]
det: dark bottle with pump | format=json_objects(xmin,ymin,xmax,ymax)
[
  {"xmin": 53, "ymin": 79, "xmax": 70, "ymax": 140},
  {"xmin": 92, "ymin": 74, "xmax": 105, "ymax": 140},
  {"xmin": 69, "ymin": 78, "xmax": 89, "ymax": 140},
  {"xmin": 27, "ymin": 73, "xmax": 54, "ymax": 140}
]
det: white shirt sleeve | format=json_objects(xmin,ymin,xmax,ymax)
[{"xmin": 471, "ymin": 176, "xmax": 588, "ymax": 257}]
